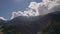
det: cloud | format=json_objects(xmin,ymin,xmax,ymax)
[
  {"xmin": 0, "ymin": 17, "xmax": 7, "ymax": 20},
  {"xmin": 28, "ymin": 0, "xmax": 60, "ymax": 15},
  {"xmin": 10, "ymin": 0, "xmax": 60, "ymax": 19},
  {"xmin": 11, "ymin": 10, "xmax": 36, "ymax": 19},
  {"xmin": 0, "ymin": 0, "xmax": 60, "ymax": 20},
  {"xmin": 10, "ymin": 2, "xmax": 40, "ymax": 19},
  {"xmin": 11, "ymin": 11, "xmax": 24, "ymax": 19},
  {"xmin": 28, "ymin": 2, "xmax": 39, "ymax": 9},
  {"xmin": 38, "ymin": 0, "xmax": 60, "ymax": 15}
]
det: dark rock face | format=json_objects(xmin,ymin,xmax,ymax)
[
  {"xmin": 0, "ymin": 19, "xmax": 6, "ymax": 25},
  {"xmin": 42, "ymin": 11, "xmax": 60, "ymax": 34},
  {"xmin": 9, "ymin": 15, "xmax": 53, "ymax": 34},
  {"xmin": 9, "ymin": 16, "xmax": 41, "ymax": 34}
]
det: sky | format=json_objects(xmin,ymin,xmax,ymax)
[
  {"xmin": 0, "ymin": 0, "xmax": 42, "ymax": 19},
  {"xmin": 0, "ymin": 0, "xmax": 60, "ymax": 20}
]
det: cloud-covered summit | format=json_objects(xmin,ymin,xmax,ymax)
[
  {"xmin": 11, "ymin": 0, "xmax": 60, "ymax": 19},
  {"xmin": 0, "ymin": 0, "xmax": 60, "ymax": 20}
]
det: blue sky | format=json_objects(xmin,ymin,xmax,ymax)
[{"xmin": 0, "ymin": 0, "xmax": 42, "ymax": 19}]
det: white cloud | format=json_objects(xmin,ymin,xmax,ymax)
[
  {"xmin": 0, "ymin": 17, "xmax": 7, "ymax": 20},
  {"xmin": 28, "ymin": 2, "xmax": 38, "ymax": 9},
  {"xmin": 11, "ymin": 11, "xmax": 24, "ymax": 19},
  {"xmin": 11, "ymin": 10, "xmax": 37, "ymax": 19},
  {"xmin": 10, "ymin": 0, "xmax": 60, "ymax": 19},
  {"xmin": 0, "ymin": 0, "xmax": 60, "ymax": 20},
  {"xmin": 38, "ymin": 0, "xmax": 60, "ymax": 15}
]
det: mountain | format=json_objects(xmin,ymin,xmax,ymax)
[
  {"xmin": 47, "ymin": 11, "xmax": 60, "ymax": 22},
  {"xmin": 9, "ymin": 14, "xmax": 53, "ymax": 32},
  {"xmin": 0, "ymin": 19, "xmax": 6, "ymax": 25},
  {"xmin": 42, "ymin": 11, "xmax": 60, "ymax": 34},
  {"xmin": 6, "ymin": 11, "xmax": 60, "ymax": 34},
  {"xmin": 0, "ymin": 11, "xmax": 60, "ymax": 34}
]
